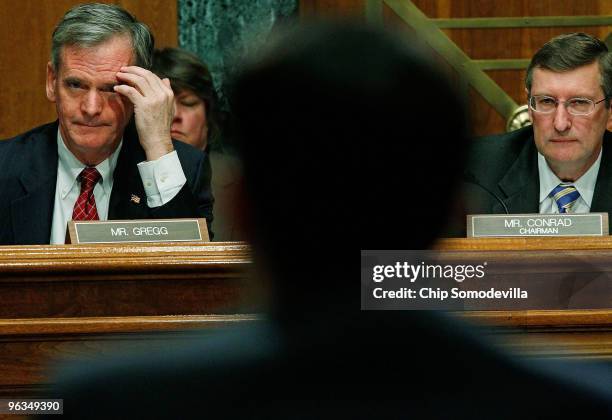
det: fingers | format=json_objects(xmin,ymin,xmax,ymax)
[
  {"xmin": 113, "ymin": 84, "xmax": 140, "ymax": 102},
  {"xmin": 113, "ymin": 66, "xmax": 175, "ymax": 159},
  {"xmin": 115, "ymin": 70, "xmax": 153, "ymax": 96},
  {"xmin": 117, "ymin": 66, "xmax": 173, "ymax": 96}
]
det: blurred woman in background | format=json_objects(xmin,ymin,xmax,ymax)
[{"xmin": 152, "ymin": 47, "xmax": 243, "ymax": 241}]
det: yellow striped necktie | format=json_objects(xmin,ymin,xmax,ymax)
[{"xmin": 550, "ymin": 183, "xmax": 580, "ymax": 213}]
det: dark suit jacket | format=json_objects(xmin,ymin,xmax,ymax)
[
  {"xmin": 0, "ymin": 121, "xmax": 214, "ymax": 244},
  {"xmin": 461, "ymin": 126, "xmax": 612, "ymax": 230}
]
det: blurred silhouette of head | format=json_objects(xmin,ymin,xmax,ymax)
[{"xmin": 231, "ymin": 22, "xmax": 468, "ymax": 321}]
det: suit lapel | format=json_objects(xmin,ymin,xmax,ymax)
[
  {"xmin": 496, "ymin": 137, "xmax": 540, "ymax": 214},
  {"xmin": 11, "ymin": 124, "xmax": 58, "ymax": 244},
  {"xmin": 590, "ymin": 132, "xmax": 612, "ymax": 216},
  {"xmin": 108, "ymin": 121, "xmax": 148, "ymax": 220}
]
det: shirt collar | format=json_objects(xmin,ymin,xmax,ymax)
[
  {"xmin": 538, "ymin": 146, "xmax": 602, "ymax": 206},
  {"xmin": 56, "ymin": 129, "xmax": 123, "ymax": 199}
]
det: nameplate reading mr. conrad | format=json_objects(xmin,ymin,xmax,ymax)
[
  {"xmin": 67, "ymin": 219, "xmax": 209, "ymax": 244},
  {"xmin": 467, "ymin": 213, "xmax": 608, "ymax": 237}
]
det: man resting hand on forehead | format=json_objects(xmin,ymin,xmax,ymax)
[{"xmin": 0, "ymin": 3, "xmax": 213, "ymax": 244}]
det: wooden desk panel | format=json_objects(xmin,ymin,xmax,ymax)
[
  {"xmin": 435, "ymin": 236, "xmax": 612, "ymax": 251},
  {"xmin": 461, "ymin": 309, "xmax": 612, "ymax": 360},
  {"xmin": 433, "ymin": 238, "xmax": 612, "ymax": 359},
  {"xmin": 0, "ymin": 242, "xmax": 252, "ymax": 318},
  {"xmin": 0, "ymin": 314, "xmax": 259, "ymax": 397},
  {"xmin": 0, "ymin": 242, "xmax": 258, "ymax": 397},
  {"xmin": 0, "ymin": 239, "xmax": 610, "ymax": 399}
]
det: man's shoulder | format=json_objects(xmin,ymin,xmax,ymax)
[
  {"xmin": 172, "ymin": 138, "xmax": 204, "ymax": 160},
  {"xmin": 3, "ymin": 121, "xmax": 58, "ymax": 145},
  {"xmin": 467, "ymin": 125, "xmax": 535, "ymax": 176},
  {"xmin": 604, "ymin": 130, "xmax": 612, "ymax": 147},
  {"xmin": 171, "ymin": 140, "xmax": 208, "ymax": 176},
  {"xmin": 470, "ymin": 125, "xmax": 534, "ymax": 155},
  {"xmin": 0, "ymin": 122, "xmax": 58, "ymax": 164}
]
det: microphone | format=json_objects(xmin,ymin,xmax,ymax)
[{"xmin": 462, "ymin": 172, "xmax": 509, "ymax": 214}]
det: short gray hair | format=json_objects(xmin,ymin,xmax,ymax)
[
  {"xmin": 525, "ymin": 33, "xmax": 612, "ymax": 106},
  {"xmin": 51, "ymin": 3, "xmax": 154, "ymax": 71}
]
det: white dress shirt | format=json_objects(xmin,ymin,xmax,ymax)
[
  {"xmin": 50, "ymin": 130, "xmax": 186, "ymax": 244},
  {"xmin": 538, "ymin": 148, "xmax": 602, "ymax": 214}
]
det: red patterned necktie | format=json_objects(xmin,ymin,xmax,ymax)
[{"xmin": 72, "ymin": 168, "xmax": 101, "ymax": 220}]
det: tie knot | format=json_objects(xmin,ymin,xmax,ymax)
[
  {"xmin": 550, "ymin": 182, "xmax": 580, "ymax": 213},
  {"xmin": 79, "ymin": 167, "xmax": 101, "ymax": 189}
]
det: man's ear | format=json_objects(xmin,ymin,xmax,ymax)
[{"xmin": 46, "ymin": 62, "xmax": 57, "ymax": 102}]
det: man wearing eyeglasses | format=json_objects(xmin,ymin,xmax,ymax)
[{"xmin": 463, "ymin": 32, "xmax": 612, "ymax": 222}]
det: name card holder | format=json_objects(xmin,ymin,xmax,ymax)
[
  {"xmin": 467, "ymin": 213, "xmax": 608, "ymax": 238},
  {"xmin": 66, "ymin": 218, "xmax": 209, "ymax": 244}
]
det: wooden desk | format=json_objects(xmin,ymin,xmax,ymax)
[
  {"xmin": 0, "ymin": 242, "xmax": 256, "ymax": 397},
  {"xmin": 0, "ymin": 314, "xmax": 259, "ymax": 398},
  {"xmin": 1, "ymin": 238, "xmax": 611, "ymax": 398},
  {"xmin": 461, "ymin": 309, "xmax": 612, "ymax": 361},
  {"xmin": 435, "ymin": 237, "xmax": 612, "ymax": 361},
  {"xmin": 0, "ymin": 242, "xmax": 251, "ymax": 318}
]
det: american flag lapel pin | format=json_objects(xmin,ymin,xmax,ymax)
[{"xmin": 130, "ymin": 194, "xmax": 141, "ymax": 204}]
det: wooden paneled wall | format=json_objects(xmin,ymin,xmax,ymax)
[
  {"xmin": 300, "ymin": 1, "xmax": 612, "ymax": 136},
  {"xmin": 0, "ymin": 0, "xmax": 177, "ymax": 139}
]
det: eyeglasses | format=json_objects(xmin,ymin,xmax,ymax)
[{"xmin": 529, "ymin": 95, "xmax": 606, "ymax": 116}]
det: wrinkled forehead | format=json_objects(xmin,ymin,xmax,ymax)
[
  {"xmin": 531, "ymin": 63, "xmax": 604, "ymax": 96},
  {"xmin": 56, "ymin": 35, "xmax": 136, "ymax": 75}
]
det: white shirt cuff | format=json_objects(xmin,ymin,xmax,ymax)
[{"xmin": 137, "ymin": 151, "xmax": 187, "ymax": 208}]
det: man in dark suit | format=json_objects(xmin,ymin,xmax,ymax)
[
  {"xmin": 464, "ymin": 33, "xmax": 612, "ymax": 227},
  {"xmin": 0, "ymin": 3, "xmax": 213, "ymax": 245},
  {"xmin": 47, "ymin": 24, "xmax": 612, "ymax": 419}
]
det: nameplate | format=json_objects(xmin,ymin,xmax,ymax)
[
  {"xmin": 467, "ymin": 213, "xmax": 608, "ymax": 237},
  {"xmin": 66, "ymin": 218, "xmax": 209, "ymax": 244}
]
